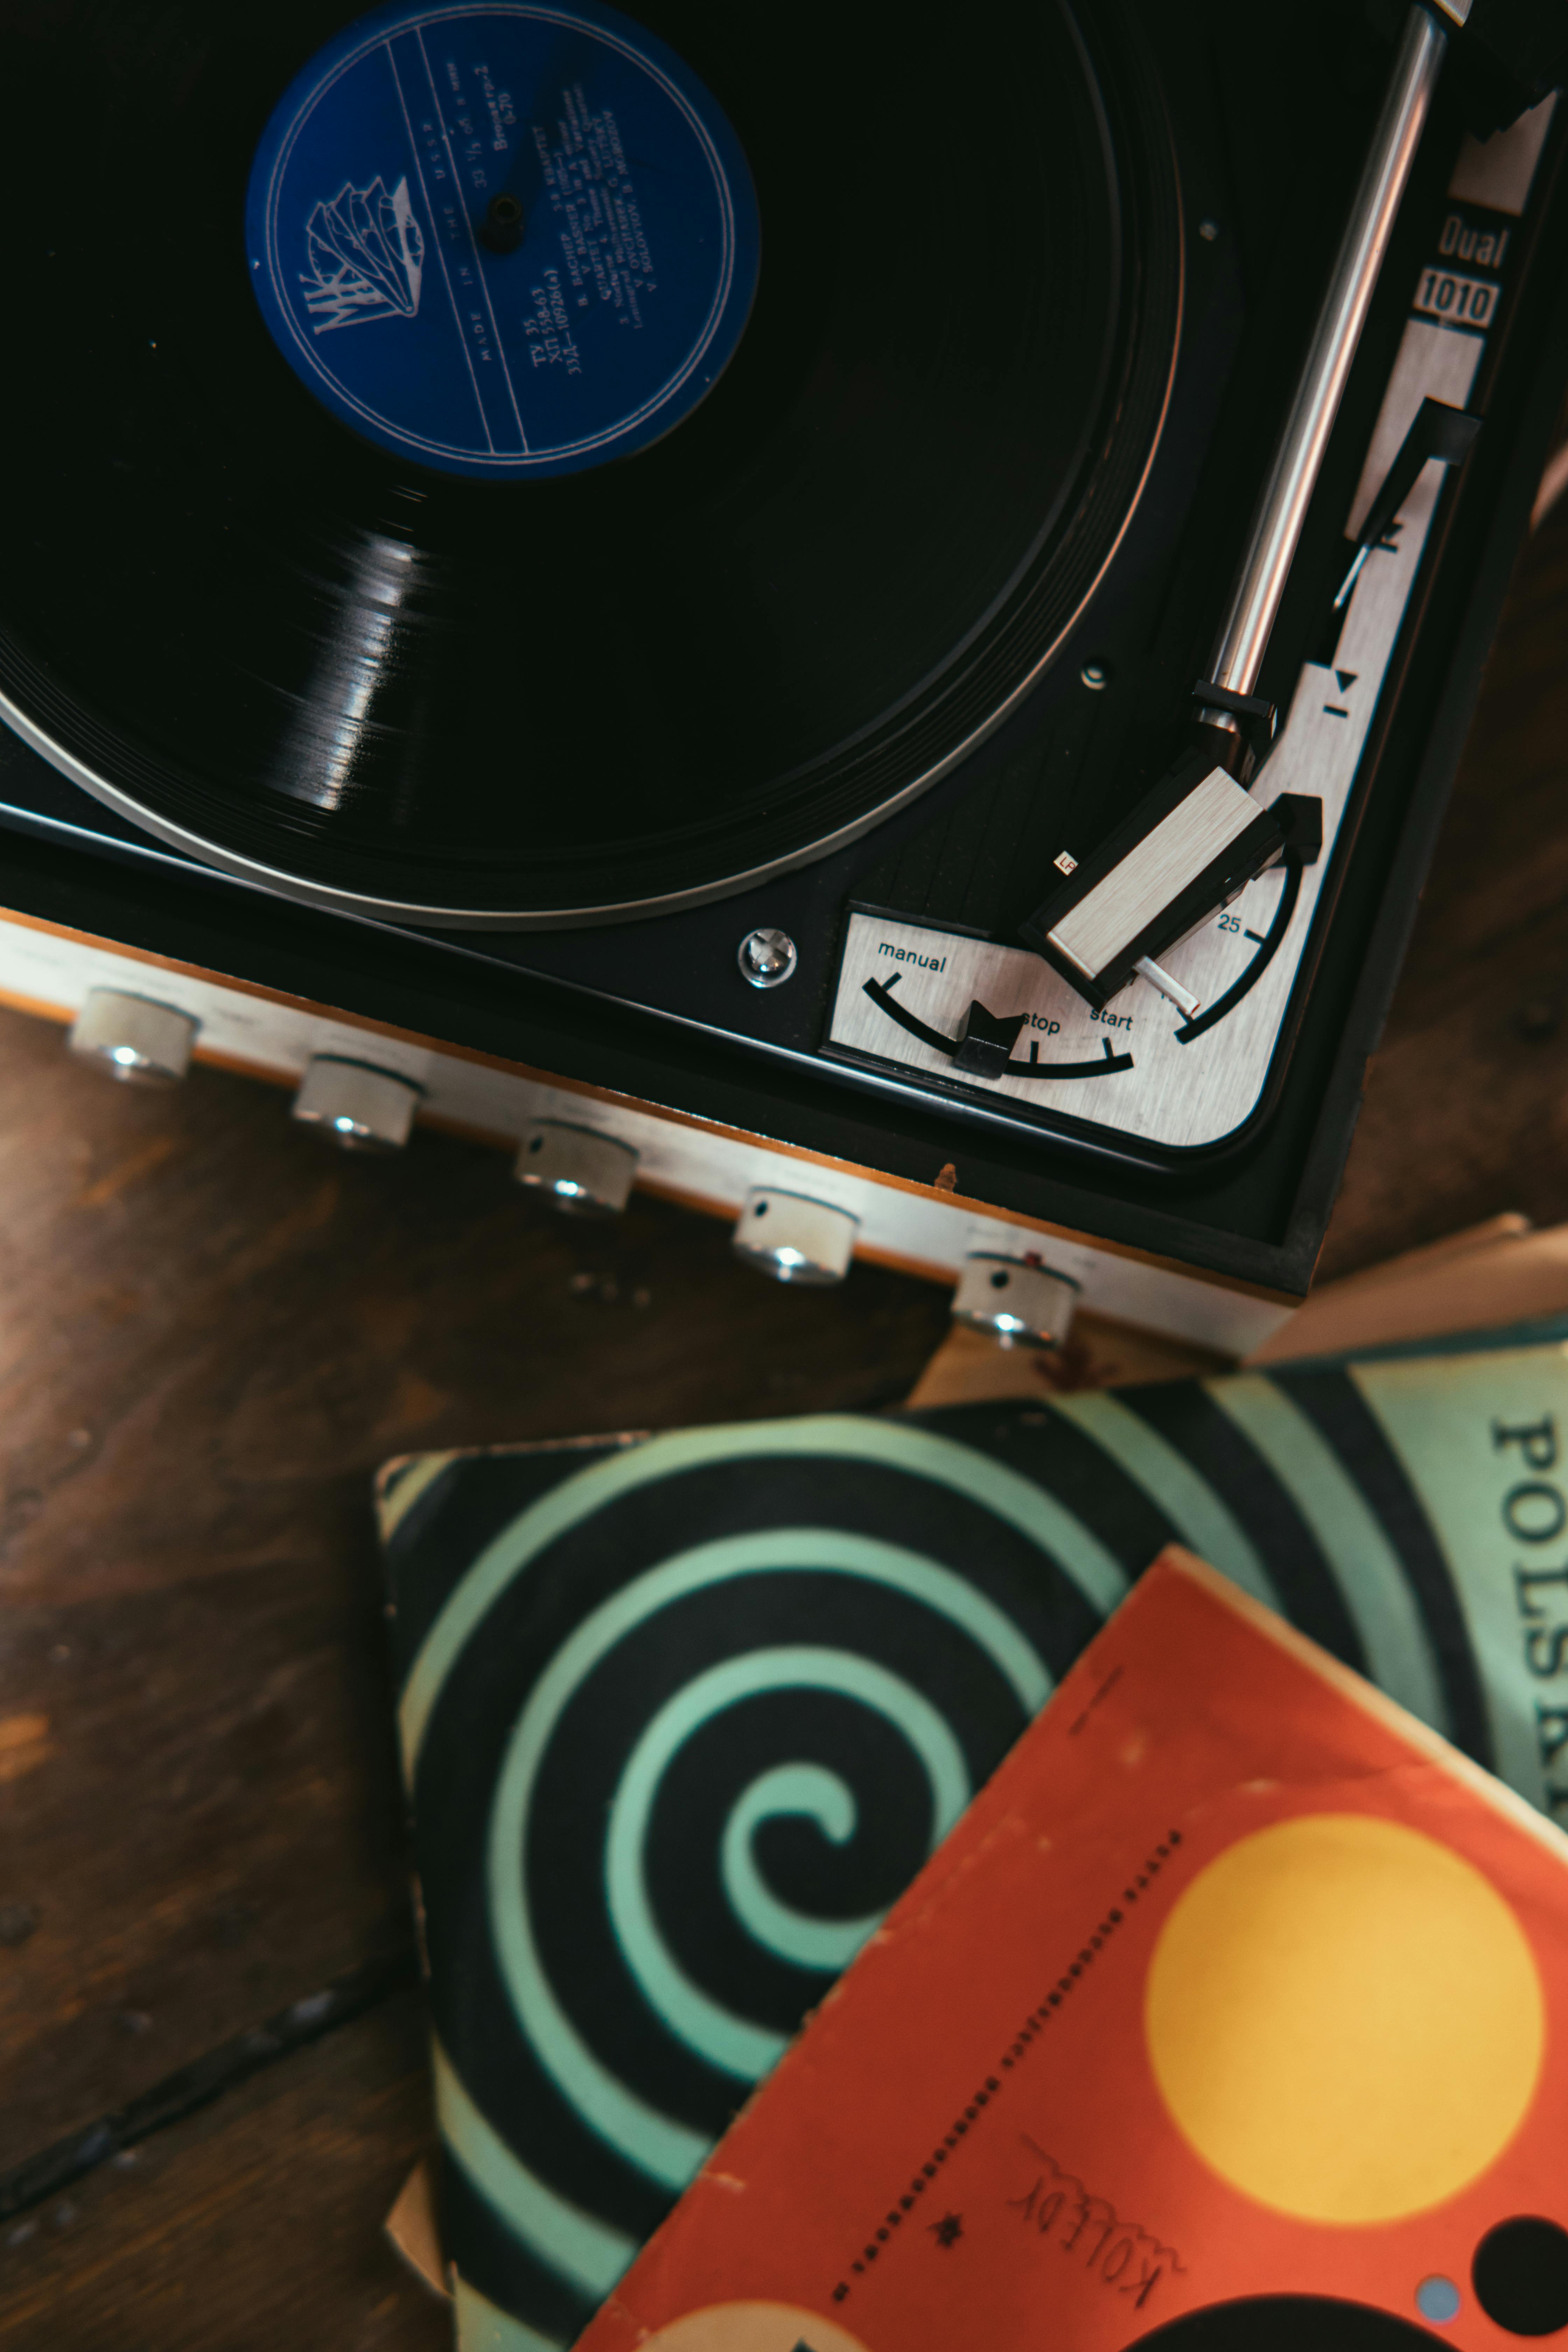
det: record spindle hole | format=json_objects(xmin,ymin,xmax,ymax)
[{"xmin": 481, "ymin": 192, "xmax": 524, "ymax": 255}]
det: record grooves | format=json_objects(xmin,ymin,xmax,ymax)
[{"xmin": 0, "ymin": 0, "xmax": 1183, "ymax": 925}]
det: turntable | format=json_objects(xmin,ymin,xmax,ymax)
[{"xmin": 0, "ymin": 0, "xmax": 1563, "ymax": 1348}]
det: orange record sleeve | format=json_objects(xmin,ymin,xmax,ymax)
[{"xmin": 574, "ymin": 1549, "xmax": 1568, "ymax": 2352}]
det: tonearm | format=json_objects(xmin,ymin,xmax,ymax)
[{"xmin": 1021, "ymin": 0, "xmax": 1564, "ymax": 1018}]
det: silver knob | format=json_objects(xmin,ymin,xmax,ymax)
[
  {"xmin": 514, "ymin": 1121, "xmax": 638, "ymax": 1216},
  {"xmin": 951, "ymin": 1254, "xmax": 1080, "ymax": 1348},
  {"xmin": 291, "ymin": 1057, "xmax": 421, "ymax": 1152},
  {"xmin": 732, "ymin": 1188, "xmax": 858, "ymax": 1286},
  {"xmin": 68, "ymin": 989, "xmax": 197, "ymax": 1086}
]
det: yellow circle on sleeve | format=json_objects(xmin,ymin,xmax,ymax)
[
  {"xmin": 641, "ymin": 2306, "xmax": 870, "ymax": 2352},
  {"xmin": 1143, "ymin": 1813, "xmax": 1544, "ymax": 2224}
]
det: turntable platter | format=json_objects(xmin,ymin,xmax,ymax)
[{"xmin": 0, "ymin": 0, "xmax": 1181, "ymax": 925}]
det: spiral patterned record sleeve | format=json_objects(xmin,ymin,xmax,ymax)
[{"xmin": 376, "ymin": 1330, "xmax": 1568, "ymax": 2349}]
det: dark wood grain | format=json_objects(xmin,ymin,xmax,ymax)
[
  {"xmin": 0, "ymin": 1558, "xmax": 412, "ymax": 2180},
  {"xmin": 0, "ymin": 1016, "xmax": 948, "ymax": 2336},
  {"xmin": 0, "ymin": 1991, "xmax": 447, "ymax": 2352},
  {"xmin": 1318, "ymin": 491, "xmax": 1568, "ymax": 1277}
]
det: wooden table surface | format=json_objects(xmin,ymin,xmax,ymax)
[{"xmin": 3, "ymin": 492, "xmax": 1568, "ymax": 2347}]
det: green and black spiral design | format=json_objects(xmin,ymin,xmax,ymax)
[{"xmin": 382, "ymin": 1380, "xmax": 1488, "ymax": 2348}]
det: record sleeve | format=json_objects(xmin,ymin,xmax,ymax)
[
  {"xmin": 577, "ymin": 1550, "xmax": 1568, "ymax": 2352},
  {"xmin": 377, "ymin": 1327, "xmax": 1568, "ymax": 2344}
]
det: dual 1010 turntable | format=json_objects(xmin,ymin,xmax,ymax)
[{"xmin": 0, "ymin": 0, "xmax": 1564, "ymax": 1335}]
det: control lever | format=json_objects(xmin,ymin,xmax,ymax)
[
  {"xmin": 1021, "ymin": 0, "xmax": 1461, "ymax": 1013},
  {"xmin": 1330, "ymin": 395, "xmax": 1482, "ymax": 614}
]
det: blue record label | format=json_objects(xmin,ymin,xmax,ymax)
[{"xmin": 245, "ymin": 0, "xmax": 760, "ymax": 478}]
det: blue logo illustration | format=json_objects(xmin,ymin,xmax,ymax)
[{"xmin": 245, "ymin": 0, "xmax": 761, "ymax": 478}]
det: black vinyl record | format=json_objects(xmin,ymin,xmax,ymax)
[{"xmin": 0, "ymin": 0, "xmax": 1183, "ymax": 925}]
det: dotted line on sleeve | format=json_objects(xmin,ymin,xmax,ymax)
[{"xmin": 830, "ymin": 1829, "xmax": 1183, "ymax": 2305}]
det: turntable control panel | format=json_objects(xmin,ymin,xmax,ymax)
[
  {"xmin": 825, "ymin": 485, "xmax": 1426, "ymax": 1152},
  {"xmin": 824, "ymin": 100, "xmax": 1548, "ymax": 1160}
]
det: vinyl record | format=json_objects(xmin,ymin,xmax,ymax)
[{"xmin": 0, "ymin": 0, "xmax": 1183, "ymax": 925}]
